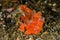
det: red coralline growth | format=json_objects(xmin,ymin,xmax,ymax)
[{"xmin": 18, "ymin": 5, "xmax": 44, "ymax": 35}]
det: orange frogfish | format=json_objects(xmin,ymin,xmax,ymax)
[{"xmin": 18, "ymin": 5, "xmax": 44, "ymax": 35}]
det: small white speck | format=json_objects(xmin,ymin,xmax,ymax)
[{"xmin": 53, "ymin": 3, "xmax": 56, "ymax": 6}]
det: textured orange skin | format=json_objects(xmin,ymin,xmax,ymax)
[
  {"xmin": 19, "ymin": 24, "xmax": 25, "ymax": 32},
  {"xmin": 19, "ymin": 5, "xmax": 44, "ymax": 35},
  {"xmin": 20, "ymin": 5, "xmax": 33, "ymax": 23},
  {"xmin": 25, "ymin": 13, "xmax": 44, "ymax": 35},
  {"xmin": 20, "ymin": 5, "xmax": 27, "ymax": 12},
  {"xmin": 20, "ymin": 5, "xmax": 32, "ymax": 14}
]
